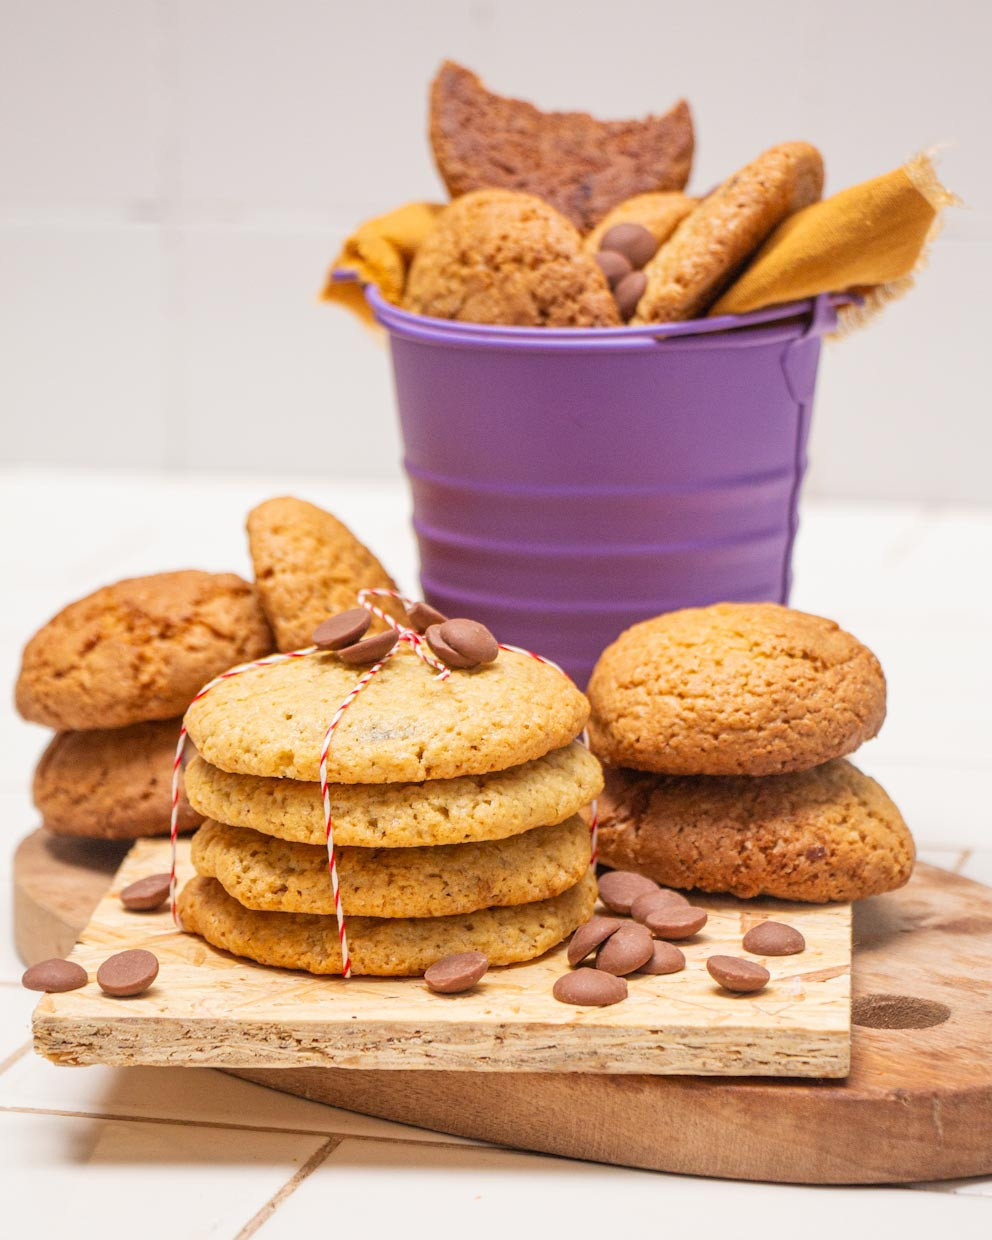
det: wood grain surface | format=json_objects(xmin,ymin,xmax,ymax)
[
  {"xmin": 17, "ymin": 831, "xmax": 992, "ymax": 1181},
  {"xmin": 30, "ymin": 837, "xmax": 852, "ymax": 1076}
]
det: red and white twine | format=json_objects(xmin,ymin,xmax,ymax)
[{"xmin": 170, "ymin": 587, "xmax": 599, "ymax": 979}]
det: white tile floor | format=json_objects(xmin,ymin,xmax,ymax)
[{"xmin": 2, "ymin": 467, "xmax": 991, "ymax": 1234}]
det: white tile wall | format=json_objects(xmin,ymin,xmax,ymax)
[{"xmin": 1, "ymin": 0, "xmax": 989, "ymax": 501}]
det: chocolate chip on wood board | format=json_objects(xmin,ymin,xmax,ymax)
[
  {"xmin": 595, "ymin": 922, "xmax": 654, "ymax": 976},
  {"xmin": 597, "ymin": 870, "xmax": 659, "ymax": 914},
  {"xmin": 424, "ymin": 951, "xmax": 489, "ymax": 994},
  {"xmin": 636, "ymin": 941, "xmax": 686, "ymax": 975},
  {"xmin": 120, "ymin": 873, "xmax": 171, "ymax": 912},
  {"xmin": 707, "ymin": 955, "xmax": 770, "ymax": 994},
  {"xmin": 645, "ymin": 905, "xmax": 708, "ymax": 940},
  {"xmin": 553, "ymin": 968, "xmax": 627, "ymax": 1007},
  {"xmin": 96, "ymin": 949, "xmax": 159, "ymax": 997},
  {"xmin": 567, "ymin": 915, "xmax": 623, "ymax": 966},
  {"xmin": 22, "ymin": 958, "xmax": 87, "ymax": 993},
  {"xmin": 630, "ymin": 888, "xmax": 689, "ymax": 924},
  {"xmin": 742, "ymin": 921, "xmax": 806, "ymax": 956}
]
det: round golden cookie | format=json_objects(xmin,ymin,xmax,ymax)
[
  {"xmin": 597, "ymin": 760, "xmax": 914, "ymax": 902},
  {"xmin": 185, "ymin": 644, "xmax": 589, "ymax": 783},
  {"xmin": 584, "ymin": 192, "xmax": 696, "ymax": 253},
  {"xmin": 16, "ymin": 571, "xmax": 273, "ymax": 731},
  {"xmin": 588, "ymin": 603, "xmax": 885, "ymax": 777},
  {"xmin": 191, "ymin": 815, "xmax": 591, "ymax": 918},
  {"xmin": 178, "ymin": 869, "xmax": 597, "ymax": 976},
  {"xmin": 632, "ymin": 142, "xmax": 824, "ymax": 323},
  {"xmin": 403, "ymin": 190, "xmax": 620, "ymax": 328},
  {"xmin": 33, "ymin": 719, "xmax": 202, "ymax": 839},
  {"xmin": 184, "ymin": 741, "xmax": 601, "ymax": 847},
  {"xmin": 246, "ymin": 496, "xmax": 399, "ymax": 653}
]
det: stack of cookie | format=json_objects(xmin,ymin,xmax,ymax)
[
  {"xmin": 177, "ymin": 628, "xmax": 602, "ymax": 976},
  {"xmin": 587, "ymin": 603, "xmax": 914, "ymax": 903},
  {"xmin": 17, "ymin": 571, "xmax": 274, "ymax": 841}
]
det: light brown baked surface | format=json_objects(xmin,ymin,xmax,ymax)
[
  {"xmin": 597, "ymin": 760, "xmax": 914, "ymax": 902},
  {"xmin": 33, "ymin": 719, "xmax": 201, "ymax": 839},
  {"xmin": 184, "ymin": 742, "xmax": 602, "ymax": 847},
  {"xmin": 632, "ymin": 142, "xmax": 824, "ymax": 322},
  {"xmin": 190, "ymin": 815, "xmax": 592, "ymax": 918},
  {"xmin": 584, "ymin": 192, "xmax": 696, "ymax": 252},
  {"xmin": 178, "ymin": 869, "xmax": 598, "ymax": 976},
  {"xmin": 16, "ymin": 571, "xmax": 274, "ymax": 731},
  {"xmin": 588, "ymin": 602, "xmax": 885, "ymax": 776},
  {"xmin": 430, "ymin": 61, "xmax": 693, "ymax": 232},
  {"xmin": 185, "ymin": 644, "xmax": 590, "ymax": 783},
  {"xmin": 246, "ymin": 496, "xmax": 398, "ymax": 653},
  {"xmin": 403, "ymin": 189, "xmax": 620, "ymax": 327}
]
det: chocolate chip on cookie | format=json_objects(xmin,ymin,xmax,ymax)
[
  {"xmin": 312, "ymin": 608, "xmax": 371, "ymax": 651},
  {"xmin": 426, "ymin": 618, "xmax": 499, "ymax": 669}
]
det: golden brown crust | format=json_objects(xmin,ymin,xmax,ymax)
[
  {"xmin": 403, "ymin": 190, "xmax": 620, "ymax": 327},
  {"xmin": 588, "ymin": 603, "xmax": 886, "ymax": 777},
  {"xmin": 190, "ymin": 816, "xmax": 592, "ymax": 918},
  {"xmin": 633, "ymin": 142, "xmax": 824, "ymax": 322},
  {"xmin": 178, "ymin": 870, "xmax": 598, "ymax": 976},
  {"xmin": 184, "ymin": 743, "xmax": 602, "ymax": 848},
  {"xmin": 430, "ymin": 61, "xmax": 693, "ymax": 232},
  {"xmin": 33, "ymin": 720, "xmax": 201, "ymax": 839},
  {"xmin": 584, "ymin": 192, "xmax": 696, "ymax": 252},
  {"xmin": 16, "ymin": 571, "xmax": 274, "ymax": 731},
  {"xmin": 597, "ymin": 760, "xmax": 915, "ymax": 902},
  {"xmin": 246, "ymin": 497, "xmax": 398, "ymax": 653},
  {"xmin": 184, "ymin": 644, "xmax": 591, "ymax": 783}
]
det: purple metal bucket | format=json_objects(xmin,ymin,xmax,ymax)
[{"xmin": 368, "ymin": 288, "xmax": 837, "ymax": 686}]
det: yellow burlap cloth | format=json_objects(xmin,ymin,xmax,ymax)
[{"xmin": 322, "ymin": 155, "xmax": 956, "ymax": 333}]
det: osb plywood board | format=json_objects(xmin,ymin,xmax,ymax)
[{"xmin": 32, "ymin": 838, "xmax": 851, "ymax": 1077}]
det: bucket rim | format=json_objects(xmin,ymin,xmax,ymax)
[{"xmin": 351, "ymin": 278, "xmax": 846, "ymax": 350}]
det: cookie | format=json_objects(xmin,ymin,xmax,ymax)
[
  {"xmin": 185, "ymin": 644, "xmax": 589, "ymax": 783},
  {"xmin": 597, "ymin": 760, "xmax": 914, "ymax": 902},
  {"xmin": 178, "ymin": 869, "xmax": 598, "ymax": 976},
  {"xmin": 588, "ymin": 603, "xmax": 885, "ymax": 777},
  {"xmin": 16, "ymin": 571, "xmax": 273, "ymax": 731},
  {"xmin": 184, "ymin": 741, "xmax": 601, "ymax": 847},
  {"xmin": 246, "ymin": 497, "xmax": 398, "ymax": 653},
  {"xmin": 632, "ymin": 142, "xmax": 824, "ymax": 322},
  {"xmin": 33, "ymin": 719, "xmax": 201, "ymax": 839},
  {"xmin": 191, "ymin": 815, "xmax": 591, "ymax": 918},
  {"xmin": 584, "ymin": 192, "xmax": 695, "ymax": 253},
  {"xmin": 430, "ymin": 61, "xmax": 693, "ymax": 232},
  {"xmin": 403, "ymin": 190, "xmax": 620, "ymax": 327}
]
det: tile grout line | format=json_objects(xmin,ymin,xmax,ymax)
[
  {"xmin": 954, "ymin": 849, "xmax": 972, "ymax": 875},
  {"xmin": 233, "ymin": 1136, "xmax": 341, "ymax": 1239},
  {"xmin": 0, "ymin": 1103, "xmax": 488, "ymax": 1149},
  {"xmin": 0, "ymin": 1042, "xmax": 31, "ymax": 1078}
]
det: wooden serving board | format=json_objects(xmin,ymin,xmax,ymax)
[
  {"xmin": 31, "ymin": 837, "xmax": 851, "ymax": 1077},
  {"xmin": 15, "ymin": 829, "xmax": 992, "ymax": 1182}
]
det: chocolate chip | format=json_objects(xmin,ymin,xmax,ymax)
[
  {"xmin": 707, "ymin": 955, "xmax": 770, "ymax": 994},
  {"xmin": 406, "ymin": 600, "xmax": 448, "ymax": 633},
  {"xmin": 614, "ymin": 270, "xmax": 647, "ymax": 321},
  {"xmin": 596, "ymin": 922, "xmax": 654, "ymax": 976},
  {"xmin": 22, "ymin": 958, "xmax": 87, "ymax": 993},
  {"xmin": 312, "ymin": 608, "xmax": 371, "ymax": 650},
  {"xmin": 424, "ymin": 950, "xmax": 489, "ymax": 994},
  {"xmin": 594, "ymin": 249, "xmax": 632, "ymax": 290},
  {"xmin": 337, "ymin": 628, "xmax": 399, "ymax": 666},
  {"xmin": 567, "ymin": 915, "xmax": 623, "ymax": 966},
  {"xmin": 805, "ymin": 845, "xmax": 827, "ymax": 861},
  {"xmin": 597, "ymin": 870, "xmax": 659, "ymax": 915},
  {"xmin": 599, "ymin": 222, "xmax": 658, "ymax": 270},
  {"xmin": 553, "ymin": 968, "xmax": 628, "ymax": 1007},
  {"xmin": 439, "ymin": 618, "xmax": 499, "ymax": 666},
  {"xmin": 426, "ymin": 619, "xmax": 498, "ymax": 669},
  {"xmin": 742, "ymin": 921, "xmax": 806, "ymax": 956},
  {"xmin": 636, "ymin": 941, "xmax": 686, "ymax": 975},
  {"xmin": 630, "ymin": 888, "xmax": 690, "ymax": 924},
  {"xmin": 644, "ymin": 905, "xmax": 708, "ymax": 940},
  {"xmin": 96, "ymin": 949, "xmax": 159, "ymax": 997},
  {"xmin": 120, "ymin": 873, "xmax": 171, "ymax": 912}
]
